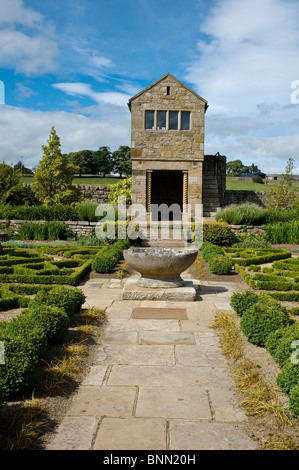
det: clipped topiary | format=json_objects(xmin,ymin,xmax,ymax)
[
  {"xmin": 265, "ymin": 323, "xmax": 299, "ymax": 367},
  {"xmin": 202, "ymin": 222, "xmax": 238, "ymax": 246},
  {"xmin": 230, "ymin": 290, "xmax": 259, "ymax": 316},
  {"xmin": 289, "ymin": 384, "xmax": 299, "ymax": 419},
  {"xmin": 0, "ymin": 318, "xmax": 48, "ymax": 399},
  {"xmin": 24, "ymin": 304, "xmax": 70, "ymax": 343},
  {"xmin": 29, "ymin": 286, "xmax": 86, "ymax": 318},
  {"xmin": 208, "ymin": 255, "xmax": 233, "ymax": 275},
  {"xmin": 276, "ymin": 360, "xmax": 299, "ymax": 393},
  {"xmin": 240, "ymin": 294, "xmax": 292, "ymax": 346}
]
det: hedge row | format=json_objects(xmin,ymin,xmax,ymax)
[
  {"xmin": 0, "ymin": 285, "xmax": 31, "ymax": 310},
  {"xmin": 200, "ymin": 242, "xmax": 233, "ymax": 275},
  {"xmin": 236, "ymin": 256, "xmax": 299, "ymax": 299},
  {"xmin": 0, "ymin": 245, "xmax": 106, "ymax": 287},
  {"xmin": 225, "ymin": 247, "xmax": 292, "ymax": 266},
  {"xmin": 0, "ymin": 286, "xmax": 86, "ymax": 403},
  {"xmin": 91, "ymin": 239, "xmax": 130, "ymax": 273},
  {"xmin": 230, "ymin": 291, "xmax": 299, "ymax": 419}
]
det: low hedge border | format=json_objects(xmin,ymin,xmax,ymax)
[
  {"xmin": 225, "ymin": 247, "xmax": 292, "ymax": 266},
  {"xmin": 0, "ymin": 286, "xmax": 86, "ymax": 403},
  {"xmin": 230, "ymin": 291, "xmax": 299, "ymax": 419},
  {"xmin": 200, "ymin": 242, "xmax": 233, "ymax": 275}
]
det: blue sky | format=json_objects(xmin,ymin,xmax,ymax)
[{"xmin": 0, "ymin": 0, "xmax": 299, "ymax": 174}]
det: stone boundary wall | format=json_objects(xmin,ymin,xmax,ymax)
[
  {"xmin": 77, "ymin": 185, "xmax": 110, "ymax": 203},
  {"xmin": 1, "ymin": 219, "xmax": 97, "ymax": 237},
  {"xmin": 1, "ymin": 218, "xmax": 266, "ymax": 240},
  {"xmin": 224, "ymin": 190, "xmax": 266, "ymax": 207}
]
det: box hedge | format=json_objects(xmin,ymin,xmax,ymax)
[
  {"xmin": 240, "ymin": 294, "xmax": 292, "ymax": 346},
  {"xmin": 0, "ymin": 285, "xmax": 86, "ymax": 402},
  {"xmin": 29, "ymin": 286, "xmax": 86, "ymax": 318},
  {"xmin": 230, "ymin": 290, "xmax": 259, "ymax": 316}
]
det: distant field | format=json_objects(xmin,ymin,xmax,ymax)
[
  {"xmin": 22, "ymin": 175, "xmax": 299, "ymax": 192},
  {"xmin": 22, "ymin": 176, "xmax": 124, "ymax": 186},
  {"xmin": 226, "ymin": 177, "xmax": 299, "ymax": 192}
]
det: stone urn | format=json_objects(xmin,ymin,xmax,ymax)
[{"xmin": 123, "ymin": 247, "xmax": 198, "ymax": 288}]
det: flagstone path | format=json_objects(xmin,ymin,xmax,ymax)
[{"xmin": 47, "ymin": 272, "xmax": 257, "ymax": 451}]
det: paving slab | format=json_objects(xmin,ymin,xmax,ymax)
[
  {"xmin": 96, "ymin": 344, "xmax": 176, "ymax": 366},
  {"xmin": 138, "ymin": 331, "xmax": 195, "ymax": 345},
  {"xmin": 133, "ymin": 307, "xmax": 187, "ymax": 320},
  {"xmin": 169, "ymin": 421, "xmax": 257, "ymax": 450},
  {"xmin": 105, "ymin": 318, "xmax": 181, "ymax": 333},
  {"xmin": 136, "ymin": 386, "xmax": 212, "ymax": 420},
  {"xmin": 107, "ymin": 364, "xmax": 234, "ymax": 389},
  {"xmin": 47, "ymin": 416, "xmax": 99, "ymax": 450},
  {"xmin": 66, "ymin": 385, "xmax": 137, "ymax": 417},
  {"xmin": 93, "ymin": 418, "xmax": 167, "ymax": 450},
  {"xmin": 175, "ymin": 345, "xmax": 226, "ymax": 367}
]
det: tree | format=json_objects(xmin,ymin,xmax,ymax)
[
  {"xmin": 94, "ymin": 146, "xmax": 114, "ymax": 177},
  {"xmin": 67, "ymin": 150, "xmax": 96, "ymax": 176},
  {"xmin": 33, "ymin": 126, "xmax": 81, "ymax": 205},
  {"xmin": 113, "ymin": 146, "xmax": 132, "ymax": 177},
  {"xmin": 264, "ymin": 157, "xmax": 298, "ymax": 210},
  {"xmin": 226, "ymin": 159, "xmax": 262, "ymax": 176},
  {"xmin": 0, "ymin": 161, "xmax": 34, "ymax": 205},
  {"xmin": 13, "ymin": 161, "xmax": 34, "ymax": 175}
]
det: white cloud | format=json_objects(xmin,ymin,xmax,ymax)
[
  {"xmin": 186, "ymin": 0, "xmax": 299, "ymax": 114},
  {"xmin": 0, "ymin": 0, "xmax": 59, "ymax": 75},
  {"xmin": 184, "ymin": 0, "xmax": 299, "ymax": 172},
  {"xmin": 0, "ymin": 104, "xmax": 130, "ymax": 168},
  {"xmin": 0, "ymin": 29, "xmax": 58, "ymax": 75},
  {"xmin": 0, "ymin": 0, "xmax": 43, "ymax": 28},
  {"xmin": 52, "ymin": 82, "xmax": 131, "ymax": 107}
]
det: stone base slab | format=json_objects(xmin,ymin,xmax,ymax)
[{"xmin": 122, "ymin": 277, "xmax": 198, "ymax": 301}]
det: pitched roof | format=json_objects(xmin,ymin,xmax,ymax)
[{"xmin": 127, "ymin": 73, "xmax": 208, "ymax": 110}]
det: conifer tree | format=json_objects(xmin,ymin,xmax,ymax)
[{"xmin": 33, "ymin": 126, "xmax": 80, "ymax": 205}]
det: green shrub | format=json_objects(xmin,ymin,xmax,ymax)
[
  {"xmin": 265, "ymin": 323, "xmax": 299, "ymax": 367},
  {"xmin": 29, "ymin": 286, "xmax": 86, "ymax": 318},
  {"xmin": 107, "ymin": 177, "xmax": 132, "ymax": 205},
  {"xmin": 24, "ymin": 304, "xmax": 70, "ymax": 343},
  {"xmin": 230, "ymin": 290, "xmax": 259, "ymax": 316},
  {"xmin": 0, "ymin": 317, "xmax": 48, "ymax": 400},
  {"xmin": 208, "ymin": 255, "xmax": 233, "ymax": 275},
  {"xmin": 252, "ymin": 175, "xmax": 263, "ymax": 184},
  {"xmin": 276, "ymin": 360, "xmax": 299, "ymax": 393},
  {"xmin": 0, "ymin": 204, "xmax": 78, "ymax": 221},
  {"xmin": 240, "ymin": 295, "xmax": 292, "ymax": 346},
  {"xmin": 289, "ymin": 384, "xmax": 299, "ymax": 418},
  {"xmin": 202, "ymin": 222, "xmax": 238, "ymax": 246},
  {"xmin": 91, "ymin": 239, "xmax": 130, "ymax": 273},
  {"xmin": 201, "ymin": 242, "xmax": 225, "ymax": 261}
]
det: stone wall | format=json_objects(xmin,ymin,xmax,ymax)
[
  {"xmin": 202, "ymin": 154, "xmax": 226, "ymax": 217},
  {"xmin": 224, "ymin": 190, "xmax": 265, "ymax": 207},
  {"xmin": 2, "ymin": 219, "xmax": 97, "ymax": 237},
  {"xmin": 79, "ymin": 185, "xmax": 110, "ymax": 203}
]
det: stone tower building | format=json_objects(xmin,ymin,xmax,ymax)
[{"xmin": 128, "ymin": 73, "xmax": 225, "ymax": 220}]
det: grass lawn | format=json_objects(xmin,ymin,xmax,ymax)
[
  {"xmin": 23, "ymin": 175, "xmax": 299, "ymax": 192},
  {"xmin": 226, "ymin": 177, "xmax": 299, "ymax": 192},
  {"xmin": 22, "ymin": 176, "xmax": 124, "ymax": 186}
]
